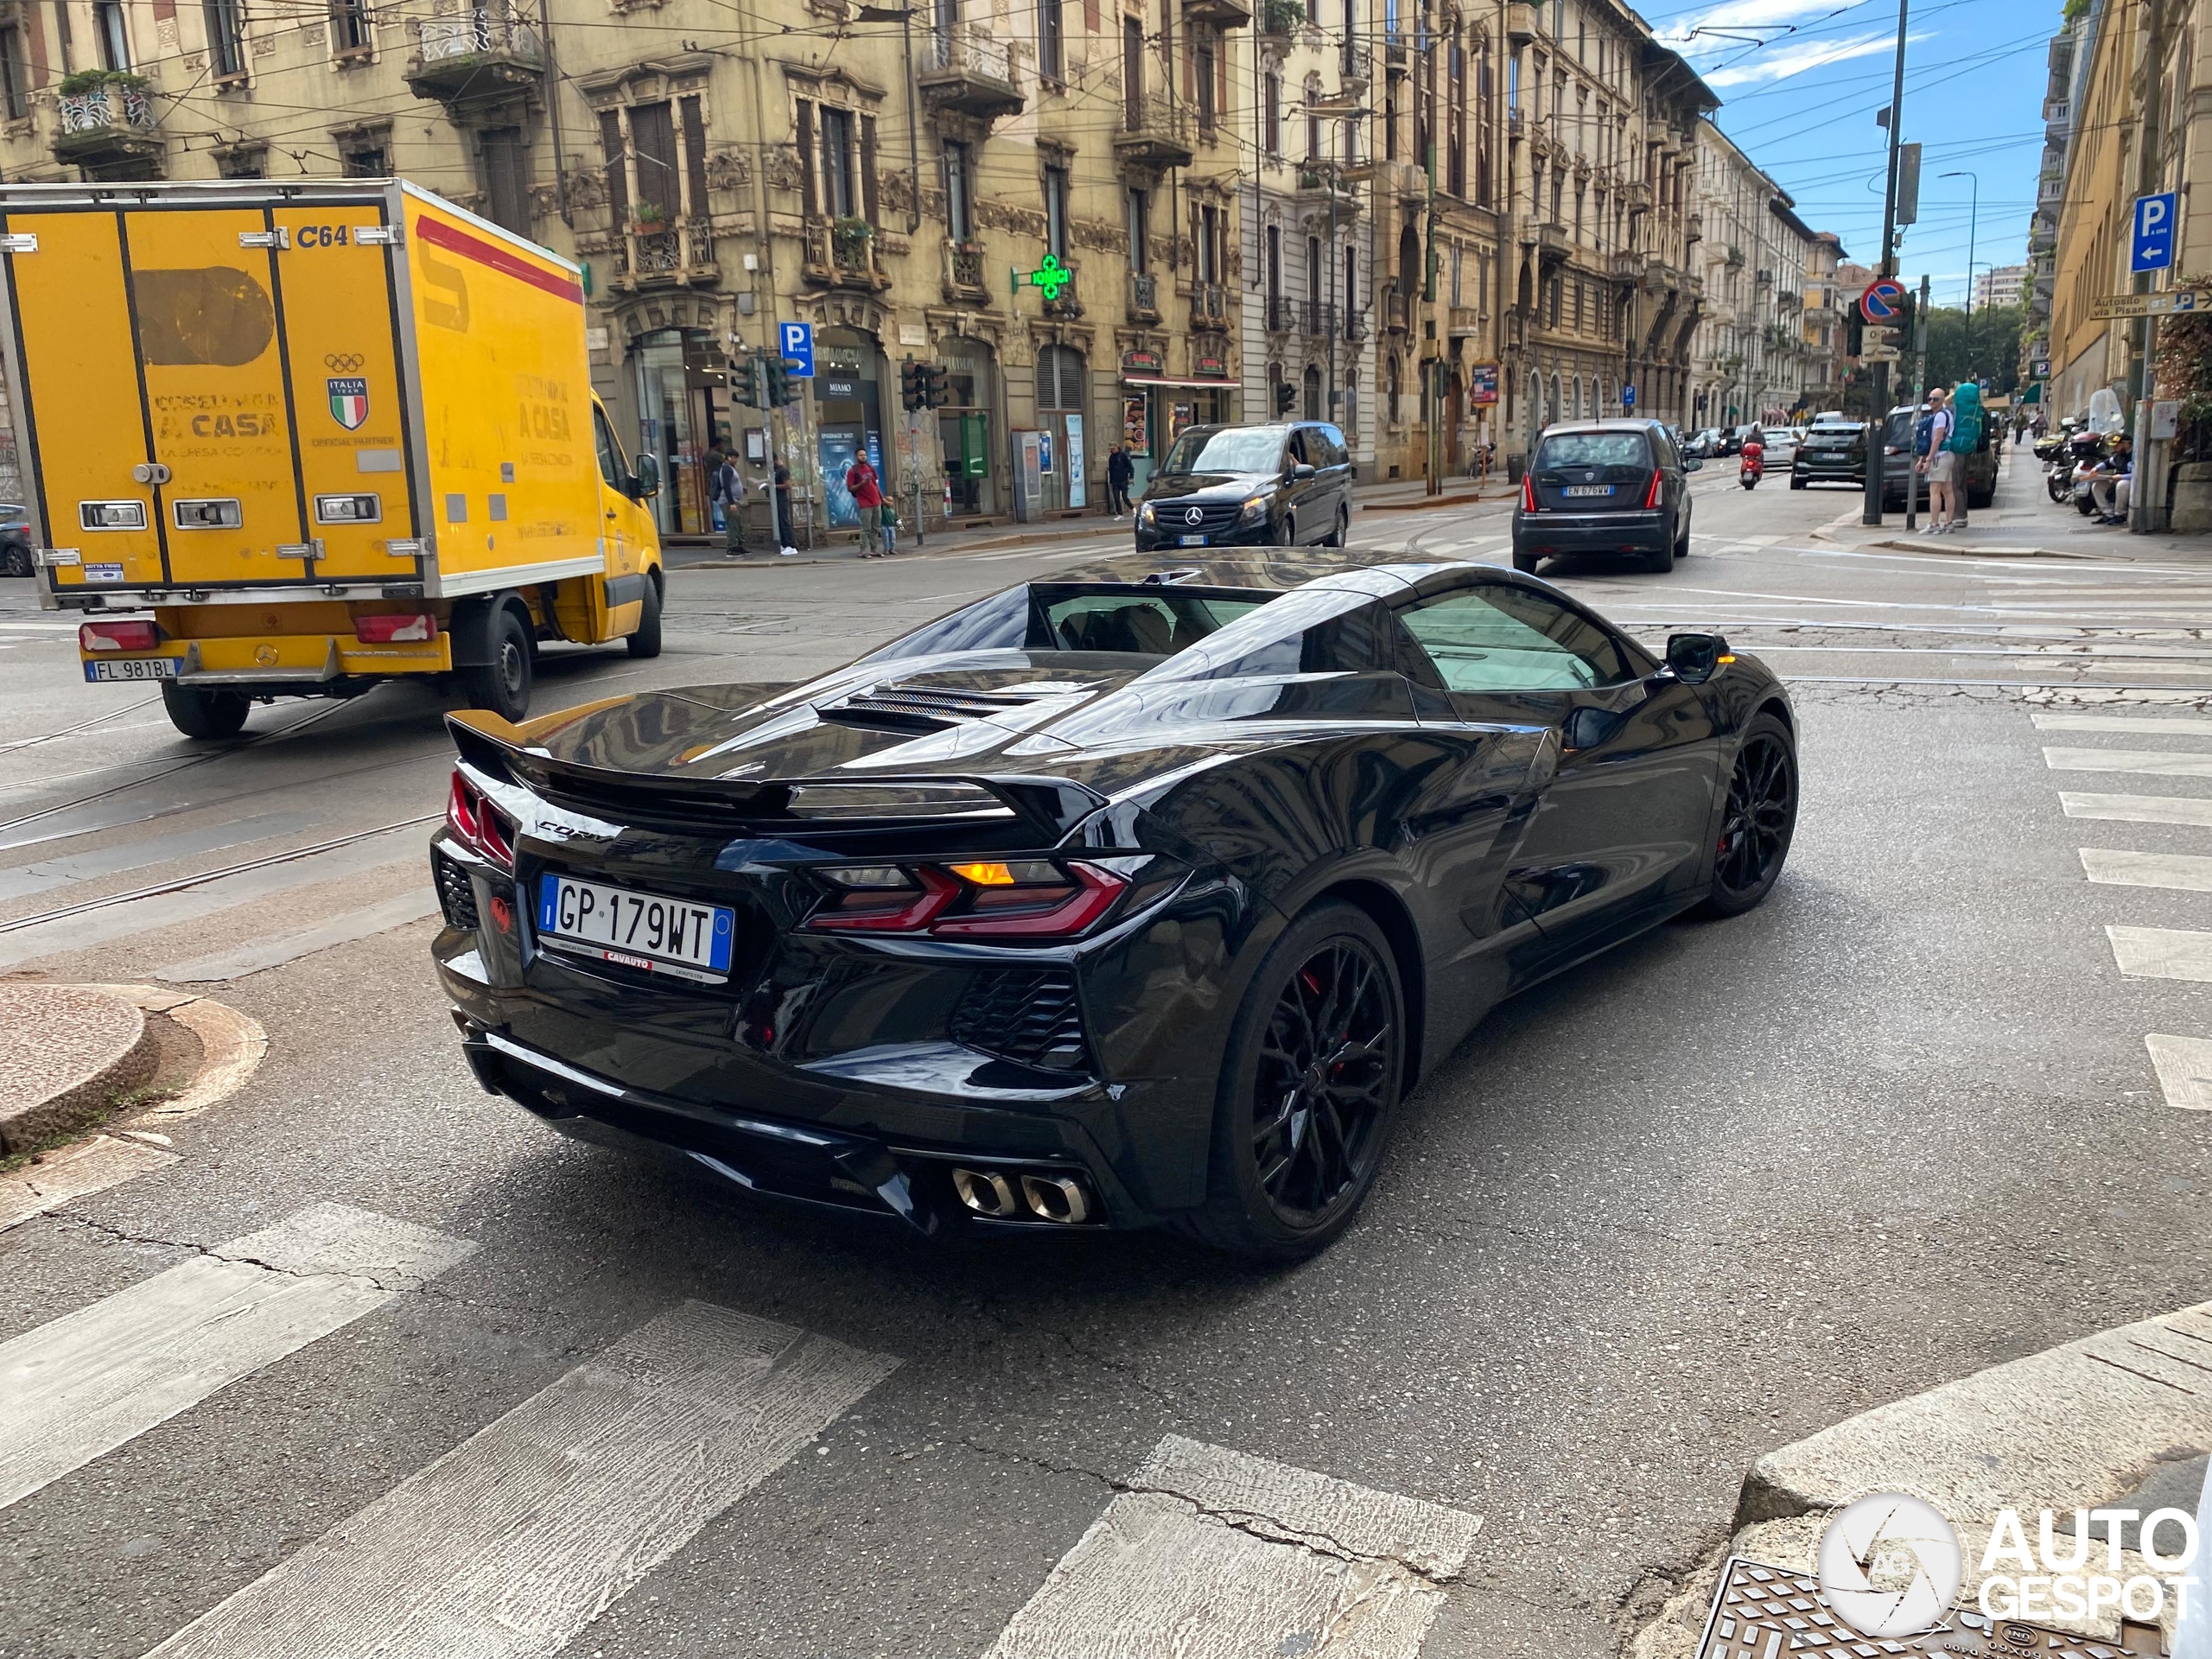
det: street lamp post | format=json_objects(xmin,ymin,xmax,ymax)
[{"xmin": 1940, "ymin": 169, "xmax": 1979, "ymax": 383}]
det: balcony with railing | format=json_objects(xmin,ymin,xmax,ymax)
[
  {"xmin": 611, "ymin": 216, "xmax": 717, "ymax": 289},
  {"xmin": 942, "ymin": 239, "xmax": 991, "ymax": 304},
  {"xmin": 918, "ymin": 24, "xmax": 1024, "ymax": 122},
  {"xmin": 53, "ymin": 79, "xmax": 163, "ymax": 175},
  {"xmin": 1344, "ymin": 309, "xmax": 1367, "ymax": 342},
  {"xmin": 1127, "ymin": 270, "xmax": 1160, "ymax": 323},
  {"xmin": 800, "ymin": 218, "xmax": 890, "ymax": 293},
  {"xmin": 1607, "ymin": 251, "xmax": 1643, "ymax": 283},
  {"xmin": 1294, "ymin": 167, "xmax": 1362, "ymax": 217},
  {"xmin": 1529, "ymin": 220, "xmax": 1567, "ymax": 265},
  {"xmin": 1265, "ymin": 293, "xmax": 1294, "ymax": 334},
  {"xmin": 406, "ymin": 5, "xmax": 543, "ymax": 103},
  {"xmin": 1446, "ymin": 305, "xmax": 1480, "ymax": 334},
  {"xmin": 1304, "ymin": 298, "xmax": 1335, "ymax": 337},
  {"xmin": 1190, "ymin": 281, "xmax": 1230, "ymax": 329},
  {"xmin": 1505, "ymin": 0, "xmax": 1540, "ymax": 43},
  {"xmin": 1116, "ymin": 87, "xmax": 1193, "ymax": 169}
]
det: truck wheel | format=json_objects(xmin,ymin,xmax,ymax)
[
  {"xmin": 162, "ymin": 682, "xmax": 251, "ymax": 741},
  {"xmin": 461, "ymin": 605, "xmax": 533, "ymax": 721},
  {"xmin": 626, "ymin": 575, "xmax": 663, "ymax": 659}
]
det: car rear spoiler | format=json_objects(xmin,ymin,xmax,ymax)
[{"xmin": 444, "ymin": 709, "xmax": 1108, "ymax": 838}]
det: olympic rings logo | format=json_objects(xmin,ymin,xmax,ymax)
[{"xmin": 324, "ymin": 353, "xmax": 365, "ymax": 371}]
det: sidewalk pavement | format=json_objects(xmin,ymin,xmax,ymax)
[
  {"xmin": 1808, "ymin": 442, "xmax": 2212, "ymax": 564},
  {"xmin": 0, "ymin": 983, "xmax": 156, "ymax": 1154},
  {"xmin": 668, "ymin": 472, "xmax": 1503, "ymax": 569}
]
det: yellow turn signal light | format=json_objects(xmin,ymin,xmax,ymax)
[
  {"xmin": 947, "ymin": 860, "xmax": 1018, "ymax": 886},
  {"xmin": 1717, "ymin": 653, "xmax": 1737, "ymax": 664}
]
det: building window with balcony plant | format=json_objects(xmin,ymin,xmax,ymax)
[
  {"xmin": 94, "ymin": 0, "xmax": 129, "ymax": 68},
  {"xmin": 204, "ymin": 0, "xmax": 247, "ymax": 79},
  {"xmin": 0, "ymin": 25, "xmax": 25, "ymax": 119},
  {"xmin": 818, "ymin": 105, "xmax": 857, "ymax": 218},
  {"xmin": 1195, "ymin": 30, "xmax": 1215, "ymax": 130},
  {"xmin": 1197, "ymin": 202, "xmax": 1222, "ymax": 283}
]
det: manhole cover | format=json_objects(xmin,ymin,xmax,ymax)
[{"xmin": 1697, "ymin": 1560, "xmax": 2168, "ymax": 1659}]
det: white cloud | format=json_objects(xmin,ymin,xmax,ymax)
[
  {"xmin": 1656, "ymin": 0, "xmax": 1866, "ymax": 52},
  {"xmin": 1700, "ymin": 29, "xmax": 1907, "ymax": 87}
]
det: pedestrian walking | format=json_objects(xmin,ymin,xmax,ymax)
[
  {"xmin": 1106, "ymin": 444, "xmax": 1135, "ymax": 518},
  {"xmin": 1947, "ymin": 381, "xmax": 1984, "ymax": 529},
  {"xmin": 772, "ymin": 461, "xmax": 797, "ymax": 556},
  {"xmin": 711, "ymin": 448, "xmax": 745, "ymax": 556},
  {"xmin": 845, "ymin": 453, "xmax": 886, "ymax": 556}
]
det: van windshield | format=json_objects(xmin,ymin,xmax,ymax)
[{"xmin": 1161, "ymin": 429, "xmax": 1287, "ymax": 474}]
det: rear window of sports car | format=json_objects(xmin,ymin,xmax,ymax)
[{"xmin": 860, "ymin": 584, "xmax": 1276, "ymax": 663}]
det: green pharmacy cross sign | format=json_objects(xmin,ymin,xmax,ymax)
[{"xmin": 1022, "ymin": 254, "xmax": 1071, "ymax": 302}]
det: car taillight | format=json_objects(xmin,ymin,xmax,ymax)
[
  {"xmin": 806, "ymin": 859, "xmax": 1129, "ymax": 939},
  {"xmin": 356, "ymin": 612, "xmax": 436, "ymax": 645},
  {"xmin": 445, "ymin": 770, "xmax": 514, "ymax": 868},
  {"xmin": 1521, "ymin": 474, "xmax": 1538, "ymax": 513},
  {"xmin": 1643, "ymin": 468, "xmax": 1663, "ymax": 509},
  {"xmin": 79, "ymin": 619, "xmax": 157, "ymax": 652}
]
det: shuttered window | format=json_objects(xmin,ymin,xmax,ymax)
[
  {"xmin": 795, "ymin": 100, "xmax": 817, "ymax": 216},
  {"xmin": 859, "ymin": 113, "xmax": 879, "ymax": 226},
  {"xmin": 680, "ymin": 96, "xmax": 710, "ymax": 219},
  {"xmin": 598, "ymin": 110, "xmax": 628, "ymax": 226},
  {"xmin": 630, "ymin": 100, "xmax": 678, "ymax": 221},
  {"xmin": 1037, "ymin": 345, "xmax": 1084, "ymax": 412},
  {"xmin": 480, "ymin": 127, "xmax": 531, "ymax": 236}
]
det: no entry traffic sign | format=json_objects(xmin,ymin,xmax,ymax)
[{"xmin": 1859, "ymin": 278, "xmax": 1907, "ymax": 323}]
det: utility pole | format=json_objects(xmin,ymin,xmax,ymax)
[
  {"xmin": 1906, "ymin": 272, "xmax": 1929, "ymax": 531},
  {"xmin": 1425, "ymin": 136, "xmax": 1441, "ymax": 495},
  {"xmin": 1940, "ymin": 169, "xmax": 1978, "ymax": 379},
  {"xmin": 2129, "ymin": 0, "xmax": 2168, "ymax": 531},
  {"xmin": 1862, "ymin": 0, "xmax": 1910, "ymax": 526}
]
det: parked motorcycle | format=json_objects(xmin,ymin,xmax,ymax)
[
  {"xmin": 1739, "ymin": 441, "xmax": 1764, "ymax": 491},
  {"xmin": 2050, "ymin": 429, "xmax": 2106, "ymax": 505}
]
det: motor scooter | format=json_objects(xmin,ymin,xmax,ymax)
[{"xmin": 1738, "ymin": 440, "xmax": 1764, "ymax": 490}]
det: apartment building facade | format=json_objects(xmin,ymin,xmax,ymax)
[{"xmin": 1686, "ymin": 120, "xmax": 1814, "ymax": 427}]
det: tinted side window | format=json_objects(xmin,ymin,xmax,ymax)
[
  {"xmin": 1397, "ymin": 585, "xmax": 1634, "ymax": 692},
  {"xmin": 1319, "ymin": 425, "xmax": 1349, "ymax": 465},
  {"xmin": 592, "ymin": 404, "xmax": 626, "ymax": 492}
]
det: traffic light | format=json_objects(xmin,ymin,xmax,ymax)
[
  {"xmin": 1274, "ymin": 383, "xmax": 1295, "ymax": 415},
  {"xmin": 900, "ymin": 359, "xmax": 925, "ymax": 411},
  {"xmin": 765, "ymin": 358, "xmax": 796, "ymax": 407},
  {"xmin": 919, "ymin": 363, "xmax": 947, "ymax": 410},
  {"xmin": 1847, "ymin": 312, "xmax": 1864, "ymax": 359},
  {"xmin": 733, "ymin": 357, "xmax": 761, "ymax": 409}
]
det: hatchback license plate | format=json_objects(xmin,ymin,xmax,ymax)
[
  {"xmin": 85, "ymin": 657, "xmax": 176, "ymax": 682},
  {"xmin": 1563, "ymin": 486, "xmax": 1613, "ymax": 497},
  {"xmin": 535, "ymin": 874, "xmax": 736, "ymax": 982}
]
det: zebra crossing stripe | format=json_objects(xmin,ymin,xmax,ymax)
[
  {"xmin": 143, "ymin": 1300, "xmax": 898, "ymax": 1659},
  {"xmin": 2078, "ymin": 848, "xmax": 2212, "ymax": 893},
  {"xmin": 2044, "ymin": 747, "xmax": 2212, "ymax": 779},
  {"xmin": 0, "ymin": 1203, "xmax": 473, "ymax": 1512},
  {"xmin": 2147, "ymin": 1034, "xmax": 2212, "ymax": 1110},
  {"xmin": 2061, "ymin": 791, "xmax": 2212, "ymax": 828},
  {"xmin": 984, "ymin": 1433, "xmax": 1480, "ymax": 1659},
  {"xmin": 2108, "ymin": 925, "xmax": 2212, "ymax": 984},
  {"xmin": 2033, "ymin": 712, "xmax": 2212, "ymax": 735}
]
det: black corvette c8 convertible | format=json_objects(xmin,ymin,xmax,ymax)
[{"xmin": 431, "ymin": 552, "xmax": 1798, "ymax": 1259}]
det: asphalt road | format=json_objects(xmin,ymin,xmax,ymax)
[{"xmin": 3, "ymin": 452, "xmax": 2210, "ymax": 1659}]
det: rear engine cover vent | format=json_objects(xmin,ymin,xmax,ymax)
[{"xmin": 821, "ymin": 680, "xmax": 1071, "ymax": 732}]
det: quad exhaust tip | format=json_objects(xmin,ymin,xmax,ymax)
[{"xmin": 951, "ymin": 1166, "xmax": 1095, "ymax": 1225}]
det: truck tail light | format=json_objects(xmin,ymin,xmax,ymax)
[
  {"xmin": 356, "ymin": 612, "xmax": 435, "ymax": 644},
  {"xmin": 446, "ymin": 770, "xmax": 514, "ymax": 868},
  {"xmin": 806, "ymin": 859, "xmax": 1128, "ymax": 940},
  {"xmin": 79, "ymin": 619, "xmax": 157, "ymax": 652}
]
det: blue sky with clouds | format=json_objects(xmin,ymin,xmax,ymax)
[{"xmin": 1647, "ymin": 0, "xmax": 2056, "ymax": 308}]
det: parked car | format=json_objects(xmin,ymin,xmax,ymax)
[
  {"xmin": 0, "ymin": 503, "xmax": 30, "ymax": 578},
  {"xmin": 1513, "ymin": 420, "xmax": 1701, "ymax": 575},
  {"xmin": 432, "ymin": 550, "xmax": 1798, "ymax": 1257},
  {"xmin": 1681, "ymin": 429, "xmax": 1719, "ymax": 459},
  {"xmin": 1790, "ymin": 410, "xmax": 1996, "ymax": 510},
  {"xmin": 1135, "ymin": 422, "xmax": 1355, "ymax": 551}
]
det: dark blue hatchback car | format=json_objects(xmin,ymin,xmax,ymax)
[{"xmin": 1513, "ymin": 420, "xmax": 1700, "ymax": 575}]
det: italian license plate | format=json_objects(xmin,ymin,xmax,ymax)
[
  {"xmin": 1563, "ymin": 486, "xmax": 1613, "ymax": 497},
  {"xmin": 1179, "ymin": 534, "xmax": 1208, "ymax": 546},
  {"xmin": 85, "ymin": 657, "xmax": 177, "ymax": 682},
  {"xmin": 535, "ymin": 873, "xmax": 736, "ymax": 982}
]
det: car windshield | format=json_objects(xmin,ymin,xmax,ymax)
[
  {"xmin": 1534, "ymin": 433, "xmax": 1650, "ymax": 471},
  {"xmin": 1160, "ymin": 429, "xmax": 1286, "ymax": 474},
  {"xmin": 1043, "ymin": 592, "xmax": 1268, "ymax": 656}
]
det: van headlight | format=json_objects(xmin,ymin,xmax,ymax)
[
  {"xmin": 1138, "ymin": 501, "xmax": 1156, "ymax": 526},
  {"xmin": 1237, "ymin": 495, "xmax": 1268, "ymax": 524}
]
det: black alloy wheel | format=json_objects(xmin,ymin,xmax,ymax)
[
  {"xmin": 1700, "ymin": 712, "xmax": 1797, "ymax": 916},
  {"xmin": 0, "ymin": 541, "xmax": 29, "ymax": 577},
  {"xmin": 1179, "ymin": 899, "xmax": 1403, "ymax": 1259}
]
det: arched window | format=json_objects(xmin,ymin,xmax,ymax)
[
  {"xmin": 1397, "ymin": 222, "xmax": 1421, "ymax": 297},
  {"xmin": 1302, "ymin": 364, "xmax": 1322, "ymax": 421}
]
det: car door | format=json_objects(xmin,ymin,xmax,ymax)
[
  {"xmin": 1395, "ymin": 575, "xmax": 1721, "ymax": 969},
  {"xmin": 1320, "ymin": 423, "xmax": 1354, "ymax": 522}
]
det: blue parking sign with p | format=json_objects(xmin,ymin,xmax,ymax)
[
  {"xmin": 2133, "ymin": 193, "xmax": 2177, "ymax": 272},
  {"xmin": 779, "ymin": 321, "xmax": 816, "ymax": 378}
]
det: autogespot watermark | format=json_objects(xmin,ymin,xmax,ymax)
[{"xmin": 1814, "ymin": 1493, "xmax": 2204, "ymax": 1637}]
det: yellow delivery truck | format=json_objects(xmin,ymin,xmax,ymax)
[{"xmin": 0, "ymin": 178, "xmax": 664, "ymax": 738}]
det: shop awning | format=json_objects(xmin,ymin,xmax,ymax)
[{"xmin": 1121, "ymin": 375, "xmax": 1236, "ymax": 389}]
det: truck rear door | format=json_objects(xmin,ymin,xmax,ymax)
[{"xmin": 3, "ymin": 194, "xmax": 416, "ymax": 594}]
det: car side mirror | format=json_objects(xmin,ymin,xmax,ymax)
[
  {"xmin": 631, "ymin": 452, "xmax": 661, "ymax": 499},
  {"xmin": 1683, "ymin": 456, "xmax": 1703, "ymax": 472},
  {"xmin": 1292, "ymin": 461, "xmax": 1317, "ymax": 480},
  {"xmin": 1665, "ymin": 632, "xmax": 1730, "ymax": 684}
]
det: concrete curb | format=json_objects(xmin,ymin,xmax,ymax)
[
  {"xmin": 1629, "ymin": 1297, "xmax": 2212, "ymax": 1659},
  {"xmin": 0, "ymin": 984, "xmax": 156, "ymax": 1154}
]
